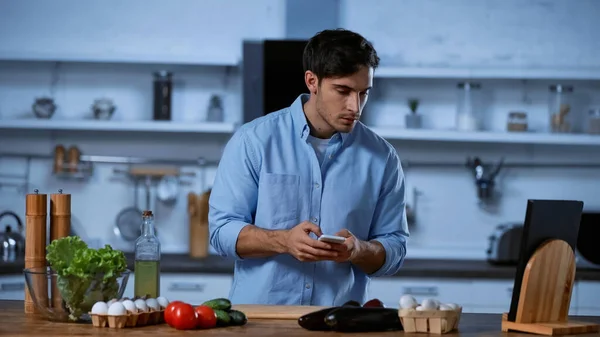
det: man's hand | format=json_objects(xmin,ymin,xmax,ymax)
[
  {"xmin": 284, "ymin": 221, "xmax": 339, "ymax": 262},
  {"xmin": 328, "ymin": 229, "xmax": 362, "ymax": 262},
  {"xmin": 328, "ymin": 229, "xmax": 386, "ymax": 275}
]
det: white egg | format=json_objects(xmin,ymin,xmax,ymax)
[
  {"xmin": 146, "ymin": 298, "xmax": 160, "ymax": 311},
  {"xmin": 439, "ymin": 304, "xmax": 453, "ymax": 311},
  {"xmin": 156, "ymin": 296, "xmax": 169, "ymax": 309},
  {"xmin": 107, "ymin": 302, "xmax": 127, "ymax": 316},
  {"xmin": 399, "ymin": 294, "xmax": 418, "ymax": 309},
  {"xmin": 415, "ymin": 305, "xmax": 425, "ymax": 311},
  {"xmin": 445, "ymin": 303, "xmax": 460, "ymax": 311},
  {"xmin": 107, "ymin": 298, "xmax": 118, "ymax": 306},
  {"xmin": 134, "ymin": 298, "xmax": 148, "ymax": 312},
  {"xmin": 91, "ymin": 301, "xmax": 108, "ymax": 315},
  {"xmin": 121, "ymin": 299, "xmax": 137, "ymax": 313},
  {"xmin": 421, "ymin": 298, "xmax": 438, "ymax": 310}
]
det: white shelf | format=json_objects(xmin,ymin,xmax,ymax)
[
  {"xmin": 0, "ymin": 51, "xmax": 240, "ymax": 67},
  {"xmin": 0, "ymin": 119, "xmax": 237, "ymax": 134},
  {"xmin": 374, "ymin": 66, "xmax": 600, "ymax": 81},
  {"xmin": 370, "ymin": 127, "xmax": 600, "ymax": 146}
]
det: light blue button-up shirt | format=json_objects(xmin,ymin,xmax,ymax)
[{"xmin": 209, "ymin": 94, "xmax": 409, "ymax": 306}]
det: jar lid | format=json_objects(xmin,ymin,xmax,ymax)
[{"xmin": 508, "ymin": 111, "xmax": 527, "ymax": 118}]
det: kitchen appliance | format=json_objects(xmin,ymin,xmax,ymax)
[
  {"xmin": 242, "ymin": 39, "xmax": 309, "ymax": 123},
  {"xmin": 0, "ymin": 211, "xmax": 25, "ymax": 262},
  {"xmin": 486, "ymin": 223, "xmax": 523, "ymax": 265},
  {"xmin": 486, "ymin": 211, "xmax": 600, "ymax": 269}
]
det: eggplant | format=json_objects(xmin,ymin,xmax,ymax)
[
  {"xmin": 324, "ymin": 307, "xmax": 404, "ymax": 332},
  {"xmin": 297, "ymin": 300, "xmax": 362, "ymax": 331}
]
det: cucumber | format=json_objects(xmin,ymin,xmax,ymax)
[
  {"xmin": 202, "ymin": 298, "xmax": 232, "ymax": 311},
  {"xmin": 214, "ymin": 309, "xmax": 231, "ymax": 326},
  {"xmin": 228, "ymin": 310, "xmax": 248, "ymax": 326}
]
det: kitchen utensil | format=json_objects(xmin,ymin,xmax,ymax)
[
  {"xmin": 114, "ymin": 180, "xmax": 142, "ymax": 242},
  {"xmin": 25, "ymin": 189, "xmax": 47, "ymax": 314},
  {"xmin": 466, "ymin": 156, "xmax": 504, "ymax": 200},
  {"xmin": 157, "ymin": 175, "xmax": 178, "ymax": 205},
  {"xmin": 0, "ymin": 211, "xmax": 25, "ymax": 262},
  {"xmin": 229, "ymin": 305, "xmax": 329, "ymax": 320},
  {"xmin": 32, "ymin": 97, "xmax": 56, "ymax": 119},
  {"xmin": 53, "ymin": 145, "xmax": 66, "ymax": 174},
  {"xmin": 189, "ymin": 190, "xmax": 210, "ymax": 258},
  {"xmin": 92, "ymin": 98, "xmax": 116, "ymax": 120}
]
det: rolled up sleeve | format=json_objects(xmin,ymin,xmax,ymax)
[
  {"xmin": 208, "ymin": 129, "xmax": 259, "ymax": 260},
  {"xmin": 368, "ymin": 151, "xmax": 410, "ymax": 277}
]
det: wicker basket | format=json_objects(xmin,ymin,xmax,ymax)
[{"xmin": 398, "ymin": 307, "xmax": 462, "ymax": 334}]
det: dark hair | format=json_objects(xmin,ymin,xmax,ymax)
[{"xmin": 303, "ymin": 28, "xmax": 380, "ymax": 81}]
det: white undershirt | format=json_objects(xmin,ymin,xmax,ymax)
[{"xmin": 307, "ymin": 134, "xmax": 331, "ymax": 166}]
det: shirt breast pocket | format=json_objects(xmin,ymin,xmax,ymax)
[{"xmin": 258, "ymin": 173, "xmax": 300, "ymax": 227}]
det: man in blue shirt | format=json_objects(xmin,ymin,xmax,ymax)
[{"xmin": 209, "ymin": 28, "xmax": 409, "ymax": 306}]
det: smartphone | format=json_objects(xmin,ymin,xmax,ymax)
[{"xmin": 318, "ymin": 234, "xmax": 346, "ymax": 244}]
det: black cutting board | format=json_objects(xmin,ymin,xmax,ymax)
[{"xmin": 507, "ymin": 199, "xmax": 583, "ymax": 322}]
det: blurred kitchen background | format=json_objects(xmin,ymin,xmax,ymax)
[{"xmin": 1, "ymin": 0, "xmax": 599, "ymax": 314}]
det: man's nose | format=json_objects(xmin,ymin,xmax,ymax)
[{"xmin": 347, "ymin": 93, "xmax": 360, "ymax": 113}]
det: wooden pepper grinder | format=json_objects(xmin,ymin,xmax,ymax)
[
  {"xmin": 25, "ymin": 189, "xmax": 48, "ymax": 314},
  {"xmin": 188, "ymin": 190, "xmax": 210, "ymax": 258},
  {"xmin": 50, "ymin": 189, "xmax": 71, "ymax": 310}
]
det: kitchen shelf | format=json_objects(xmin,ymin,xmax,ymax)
[
  {"xmin": 0, "ymin": 51, "xmax": 240, "ymax": 68},
  {"xmin": 374, "ymin": 66, "xmax": 600, "ymax": 81},
  {"xmin": 370, "ymin": 127, "xmax": 600, "ymax": 146},
  {"xmin": 0, "ymin": 119, "xmax": 237, "ymax": 134}
]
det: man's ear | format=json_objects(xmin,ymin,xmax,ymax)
[{"xmin": 305, "ymin": 70, "xmax": 319, "ymax": 95}]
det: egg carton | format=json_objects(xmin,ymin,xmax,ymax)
[{"xmin": 90, "ymin": 309, "xmax": 165, "ymax": 329}]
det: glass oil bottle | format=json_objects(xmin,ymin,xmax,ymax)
[{"xmin": 134, "ymin": 210, "xmax": 161, "ymax": 298}]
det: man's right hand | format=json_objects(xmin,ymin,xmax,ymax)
[{"xmin": 284, "ymin": 221, "xmax": 339, "ymax": 262}]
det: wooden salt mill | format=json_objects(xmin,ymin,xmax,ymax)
[
  {"xmin": 25, "ymin": 189, "xmax": 48, "ymax": 314},
  {"xmin": 188, "ymin": 190, "xmax": 210, "ymax": 258},
  {"xmin": 49, "ymin": 189, "xmax": 71, "ymax": 310}
]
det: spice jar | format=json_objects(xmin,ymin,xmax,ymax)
[
  {"xmin": 587, "ymin": 108, "xmax": 600, "ymax": 135},
  {"xmin": 548, "ymin": 84, "xmax": 573, "ymax": 133},
  {"xmin": 507, "ymin": 111, "xmax": 528, "ymax": 132},
  {"xmin": 456, "ymin": 82, "xmax": 482, "ymax": 131}
]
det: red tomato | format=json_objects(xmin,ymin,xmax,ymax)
[
  {"xmin": 194, "ymin": 305, "xmax": 217, "ymax": 329},
  {"xmin": 169, "ymin": 302, "xmax": 198, "ymax": 330},
  {"xmin": 164, "ymin": 301, "xmax": 183, "ymax": 326}
]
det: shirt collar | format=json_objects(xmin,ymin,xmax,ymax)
[{"xmin": 290, "ymin": 94, "xmax": 352, "ymax": 144}]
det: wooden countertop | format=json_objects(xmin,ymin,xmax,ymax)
[{"xmin": 1, "ymin": 300, "xmax": 599, "ymax": 336}]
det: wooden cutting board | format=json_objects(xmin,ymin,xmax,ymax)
[{"xmin": 230, "ymin": 305, "xmax": 329, "ymax": 320}]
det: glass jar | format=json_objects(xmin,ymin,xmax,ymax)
[
  {"xmin": 456, "ymin": 82, "xmax": 482, "ymax": 131},
  {"xmin": 587, "ymin": 108, "xmax": 600, "ymax": 135},
  {"xmin": 507, "ymin": 111, "xmax": 528, "ymax": 132},
  {"xmin": 548, "ymin": 84, "xmax": 574, "ymax": 133},
  {"xmin": 153, "ymin": 71, "xmax": 173, "ymax": 121}
]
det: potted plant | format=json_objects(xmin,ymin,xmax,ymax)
[{"xmin": 405, "ymin": 98, "xmax": 422, "ymax": 129}]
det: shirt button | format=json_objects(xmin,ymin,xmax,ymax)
[
  {"xmin": 305, "ymin": 283, "xmax": 311, "ymax": 289},
  {"xmin": 311, "ymin": 217, "xmax": 318, "ymax": 223},
  {"xmin": 314, "ymin": 183, "xmax": 320, "ymax": 188},
  {"xmin": 329, "ymin": 154, "xmax": 334, "ymax": 159}
]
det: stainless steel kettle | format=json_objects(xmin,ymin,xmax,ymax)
[{"xmin": 0, "ymin": 211, "xmax": 25, "ymax": 262}]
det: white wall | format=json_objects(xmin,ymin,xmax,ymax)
[{"xmin": 1, "ymin": 0, "xmax": 600, "ymax": 259}]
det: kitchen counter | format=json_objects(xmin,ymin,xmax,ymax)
[
  {"xmin": 2, "ymin": 254, "xmax": 600, "ymax": 280},
  {"xmin": 1, "ymin": 300, "xmax": 599, "ymax": 336}
]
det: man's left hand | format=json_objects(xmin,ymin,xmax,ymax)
[{"xmin": 328, "ymin": 229, "xmax": 363, "ymax": 263}]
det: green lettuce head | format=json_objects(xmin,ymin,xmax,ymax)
[{"xmin": 46, "ymin": 236, "xmax": 128, "ymax": 321}]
